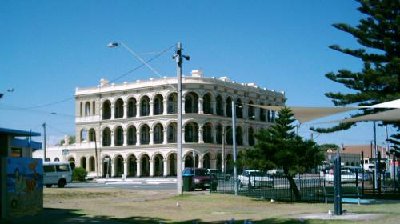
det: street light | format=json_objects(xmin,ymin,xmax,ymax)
[{"xmin": 232, "ymin": 100, "xmax": 238, "ymax": 196}]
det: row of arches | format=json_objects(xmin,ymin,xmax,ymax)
[
  {"xmin": 69, "ymin": 152, "xmax": 235, "ymax": 177},
  {"xmin": 80, "ymin": 122, "xmax": 256, "ymax": 147},
  {"xmin": 99, "ymin": 91, "xmax": 277, "ymax": 122}
]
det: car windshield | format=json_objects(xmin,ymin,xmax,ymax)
[{"xmin": 194, "ymin": 169, "xmax": 208, "ymax": 176}]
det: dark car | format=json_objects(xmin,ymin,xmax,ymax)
[{"xmin": 182, "ymin": 168, "xmax": 211, "ymax": 190}]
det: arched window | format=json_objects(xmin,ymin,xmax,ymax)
[
  {"xmin": 80, "ymin": 129, "xmax": 87, "ymax": 142},
  {"xmin": 203, "ymin": 123, "xmax": 213, "ymax": 143},
  {"xmin": 185, "ymin": 122, "xmax": 198, "ymax": 142},
  {"xmin": 226, "ymin": 97, "xmax": 232, "ymax": 117},
  {"xmin": 216, "ymin": 95, "xmax": 224, "ymax": 116},
  {"xmin": 225, "ymin": 126, "xmax": 233, "ymax": 145},
  {"xmin": 153, "ymin": 123, "xmax": 163, "ymax": 144},
  {"xmin": 140, "ymin": 124, "xmax": 150, "ymax": 145},
  {"xmin": 89, "ymin": 128, "xmax": 96, "ymax": 142},
  {"xmin": 154, "ymin": 94, "xmax": 163, "ymax": 115},
  {"xmin": 85, "ymin": 102, "xmax": 90, "ymax": 116},
  {"xmin": 236, "ymin": 99, "xmax": 243, "ymax": 118},
  {"xmin": 236, "ymin": 126, "xmax": 243, "ymax": 146},
  {"xmin": 81, "ymin": 157, "xmax": 87, "ymax": 170},
  {"xmin": 185, "ymin": 92, "xmax": 198, "ymax": 113},
  {"xmin": 203, "ymin": 93, "xmax": 213, "ymax": 114},
  {"xmin": 167, "ymin": 122, "xmax": 177, "ymax": 143},
  {"xmin": 92, "ymin": 101, "xmax": 96, "ymax": 115},
  {"xmin": 127, "ymin": 126, "xmax": 137, "ymax": 145},
  {"xmin": 102, "ymin": 100, "xmax": 111, "ymax": 120},
  {"xmin": 140, "ymin": 96, "xmax": 150, "ymax": 116},
  {"xmin": 127, "ymin": 98, "xmax": 137, "ymax": 118},
  {"xmin": 114, "ymin": 126, "xmax": 123, "ymax": 146},
  {"xmin": 260, "ymin": 103, "xmax": 266, "ymax": 122},
  {"xmin": 89, "ymin": 156, "xmax": 95, "ymax": 171},
  {"xmin": 248, "ymin": 100, "xmax": 255, "ymax": 120},
  {"xmin": 167, "ymin": 93, "xmax": 178, "ymax": 114},
  {"xmin": 216, "ymin": 124, "xmax": 223, "ymax": 144},
  {"xmin": 248, "ymin": 127, "xmax": 255, "ymax": 146},
  {"xmin": 102, "ymin": 127, "xmax": 111, "ymax": 146},
  {"xmin": 114, "ymin": 98, "xmax": 124, "ymax": 119}
]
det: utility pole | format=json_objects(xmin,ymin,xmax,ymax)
[
  {"xmin": 173, "ymin": 42, "xmax": 189, "ymax": 195},
  {"xmin": 42, "ymin": 122, "xmax": 47, "ymax": 162},
  {"xmin": 373, "ymin": 121, "xmax": 379, "ymax": 191},
  {"xmin": 222, "ymin": 128, "xmax": 225, "ymax": 173},
  {"xmin": 232, "ymin": 100, "xmax": 238, "ymax": 196}
]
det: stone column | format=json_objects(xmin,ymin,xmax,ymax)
[
  {"xmin": 198, "ymin": 125, "xmax": 204, "ymax": 143},
  {"xmin": 210, "ymin": 158, "xmax": 217, "ymax": 169},
  {"xmin": 163, "ymin": 159, "xmax": 168, "ymax": 177},
  {"xmin": 110, "ymin": 130, "xmax": 115, "ymax": 147},
  {"xmin": 150, "ymin": 158, "xmax": 154, "ymax": 177},
  {"xmin": 211, "ymin": 100, "xmax": 216, "ymax": 114},
  {"xmin": 111, "ymin": 103, "xmax": 115, "ymax": 120},
  {"xmin": 136, "ymin": 159, "xmax": 141, "ymax": 177},
  {"xmin": 123, "ymin": 128, "xmax": 127, "ymax": 146},
  {"xmin": 182, "ymin": 98, "xmax": 186, "ymax": 114},
  {"xmin": 198, "ymin": 97, "xmax": 203, "ymax": 114},
  {"xmin": 123, "ymin": 158, "xmax": 128, "ymax": 179},
  {"xmin": 150, "ymin": 100, "xmax": 154, "ymax": 116},
  {"xmin": 163, "ymin": 98, "xmax": 168, "ymax": 115},
  {"xmin": 222, "ymin": 100, "xmax": 226, "ymax": 116},
  {"xmin": 111, "ymin": 158, "xmax": 115, "ymax": 177},
  {"xmin": 137, "ymin": 102, "xmax": 141, "ymax": 118},
  {"xmin": 123, "ymin": 101, "xmax": 127, "ymax": 119},
  {"xmin": 198, "ymin": 157, "xmax": 204, "ymax": 168},
  {"xmin": 149, "ymin": 130, "xmax": 154, "ymax": 145},
  {"xmin": 243, "ymin": 104, "xmax": 248, "ymax": 119},
  {"xmin": 163, "ymin": 128, "xmax": 167, "ymax": 144},
  {"xmin": 136, "ymin": 130, "xmax": 140, "ymax": 146}
]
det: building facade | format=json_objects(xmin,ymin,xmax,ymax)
[{"xmin": 47, "ymin": 70, "xmax": 285, "ymax": 178}]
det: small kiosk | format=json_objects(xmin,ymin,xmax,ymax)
[{"xmin": 0, "ymin": 128, "xmax": 42, "ymax": 219}]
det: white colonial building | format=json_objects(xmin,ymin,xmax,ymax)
[{"xmin": 40, "ymin": 70, "xmax": 285, "ymax": 178}]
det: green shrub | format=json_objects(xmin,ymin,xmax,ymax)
[{"xmin": 72, "ymin": 167, "xmax": 87, "ymax": 182}]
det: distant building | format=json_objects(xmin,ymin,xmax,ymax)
[
  {"xmin": 325, "ymin": 144, "xmax": 386, "ymax": 168},
  {"xmin": 38, "ymin": 70, "xmax": 285, "ymax": 178}
]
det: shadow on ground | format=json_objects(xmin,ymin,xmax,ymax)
[{"xmin": 2, "ymin": 207, "xmax": 326, "ymax": 224}]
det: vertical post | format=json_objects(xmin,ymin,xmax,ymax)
[
  {"xmin": 174, "ymin": 42, "xmax": 189, "ymax": 195},
  {"xmin": 94, "ymin": 131, "xmax": 99, "ymax": 178},
  {"xmin": 373, "ymin": 122, "xmax": 378, "ymax": 191},
  {"xmin": 333, "ymin": 153, "xmax": 342, "ymax": 215},
  {"xmin": 361, "ymin": 151, "xmax": 364, "ymax": 195},
  {"xmin": 232, "ymin": 100, "xmax": 238, "ymax": 196},
  {"xmin": 222, "ymin": 128, "xmax": 225, "ymax": 173},
  {"xmin": 42, "ymin": 122, "xmax": 47, "ymax": 161}
]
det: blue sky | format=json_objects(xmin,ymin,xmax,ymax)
[{"xmin": 0, "ymin": 0, "xmax": 393, "ymax": 146}]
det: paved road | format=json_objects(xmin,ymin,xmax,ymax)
[{"xmin": 61, "ymin": 178, "xmax": 177, "ymax": 190}]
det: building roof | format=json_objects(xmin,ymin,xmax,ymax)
[
  {"xmin": 0, "ymin": 127, "xmax": 41, "ymax": 137},
  {"xmin": 327, "ymin": 145, "xmax": 386, "ymax": 158}
]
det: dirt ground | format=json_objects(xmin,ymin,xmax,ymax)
[{"xmin": 6, "ymin": 187, "xmax": 400, "ymax": 223}]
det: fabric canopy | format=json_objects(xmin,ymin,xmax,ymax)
[
  {"xmin": 339, "ymin": 109, "xmax": 400, "ymax": 123},
  {"xmin": 249, "ymin": 105, "xmax": 356, "ymax": 123},
  {"xmin": 250, "ymin": 98, "xmax": 400, "ymax": 124}
]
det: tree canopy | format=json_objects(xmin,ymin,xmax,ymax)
[
  {"xmin": 316, "ymin": 0, "xmax": 400, "ymax": 134},
  {"xmin": 238, "ymin": 107, "xmax": 324, "ymax": 200}
]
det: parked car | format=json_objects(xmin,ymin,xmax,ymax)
[
  {"xmin": 324, "ymin": 169, "xmax": 357, "ymax": 183},
  {"xmin": 206, "ymin": 169, "xmax": 231, "ymax": 180},
  {"xmin": 238, "ymin": 170, "xmax": 273, "ymax": 188},
  {"xmin": 43, "ymin": 162, "xmax": 72, "ymax": 188},
  {"xmin": 182, "ymin": 168, "xmax": 212, "ymax": 190}
]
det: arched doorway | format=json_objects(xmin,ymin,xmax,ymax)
[
  {"xmin": 168, "ymin": 153, "xmax": 177, "ymax": 176},
  {"xmin": 127, "ymin": 155, "xmax": 137, "ymax": 177},
  {"xmin": 202, "ymin": 153, "xmax": 211, "ymax": 169},
  {"xmin": 154, "ymin": 154, "xmax": 164, "ymax": 177},
  {"xmin": 102, "ymin": 156, "xmax": 111, "ymax": 178},
  {"xmin": 115, "ymin": 155, "xmax": 124, "ymax": 177},
  {"xmin": 141, "ymin": 154, "xmax": 150, "ymax": 177}
]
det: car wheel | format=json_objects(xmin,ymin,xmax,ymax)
[{"xmin": 58, "ymin": 179, "xmax": 66, "ymax": 188}]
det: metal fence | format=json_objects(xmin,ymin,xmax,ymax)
[{"xmin": 210, "ymin": 172, "xmax": 400, "ymax": 202}]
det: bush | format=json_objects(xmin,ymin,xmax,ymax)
[{"xmin": 72, "ymin": 167, "xmax": 87, "ymax": 182}]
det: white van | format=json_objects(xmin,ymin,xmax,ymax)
[{"xmin": 43, "ymin": 162, "xmax": 72, "ymax": 188}]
